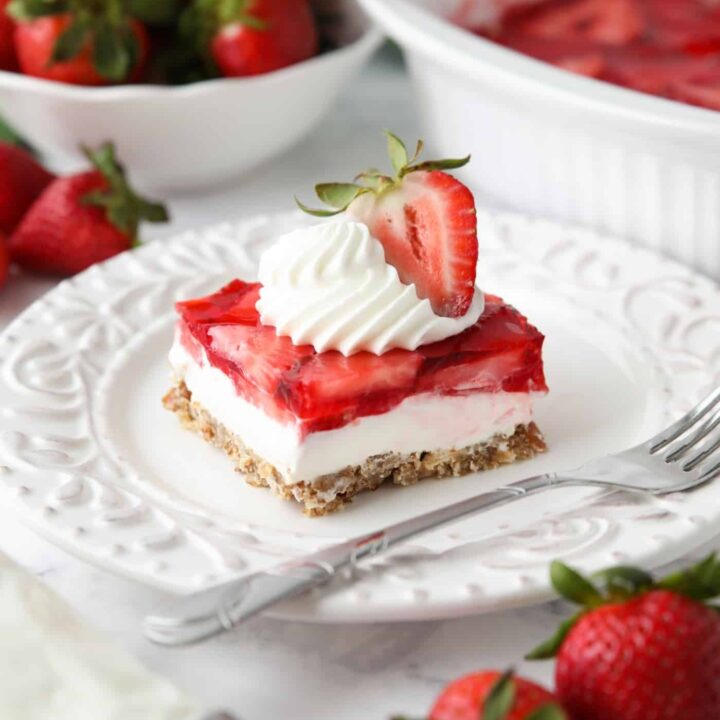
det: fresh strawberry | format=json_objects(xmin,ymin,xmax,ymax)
[
  {"xmin": 0, "ymin": 142, "xmax": 54, "ymax": 235},
  {"xmin": 181, "ymin": 0, "xmax": 318, "ymax": 78},
  {"xmin": 10, "ymin": 1, "xmax": 149, "ymax": 85},
  {"xmin": 9, "ymin": 142, "xmax": 168, "ymax": 276},
  {"xmin": 528, "ymin": 556, "xmax": 720, "ymax": 720},
  {"xmin": 504, "ymin": 0, "xmax": 645, "ymax": 45},
  {"xmin": 0, "ymin": 232, "xmax": 9, "ymax": 290},
  {"xmin": 299, "ymin": 131, "xmax": 478, "ymax": 319},
  {"xmin": 0, "ymin": 0, "xmax": 17, "ymax": 70},
  {"xmin": 414, "ymin": 669, "xmax": 566, "ymax": 720}
]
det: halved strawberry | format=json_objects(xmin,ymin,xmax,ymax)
[
  {"xmin": 279, "ymin": 350, "xmax": 423, "ymax": 430},
  {"xmin": 505, "ymin": 0, "xmax": 645, "ymax": 45},
  {"xmin": 298, "ymin": 131, "xmax": 478, "ymax": 319}
]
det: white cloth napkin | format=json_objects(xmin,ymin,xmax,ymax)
[{"xmin": 0, "ymin": 550, "xmax": 204, "ymax": 720}]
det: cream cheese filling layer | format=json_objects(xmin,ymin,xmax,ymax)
[{"xmin": 169, "ymin": 336, "xmax": 536, "ymax": 484}]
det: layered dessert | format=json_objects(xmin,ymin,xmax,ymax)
[
  {"xmin": 164, "ymin": 134, "xmax": 547, "ymax": 515},
  {"xmin": 474, "ymin": 0, "xmax": 720, "ymax": 111}
]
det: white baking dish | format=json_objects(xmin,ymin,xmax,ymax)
[
  {"xmin": 359, "ymin": 0, "xmax": 720, "ymax": 278},
  {"xmin": 0, "ymin": 0, "xmax": 381, "ymax": 194}
]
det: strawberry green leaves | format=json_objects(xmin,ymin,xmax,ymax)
[
  {"xmin": 7, "ymin": 0, "xmax": 66, "ymax": 21},
  {"xmin": 386, "ymin": 129, "xmax": 409, "ymax": 177},
  {"xmin": 592, "ymin": 566, "xmax": 653, "ymax": 598},
  {"xmin": 92, "ymin": 19, "xmax": 141, "ymax": 81},
  {"xmin": 526, "ymin": 614, "xmax": 583, "ymax": 661},
  {"xmin": 483, "ymin": 671, "xmax": 567, "ymax": 720},
  {"xmin": 81, "ymin": 142, "xmax": 168, "ymax": 244},
  {"xmin": 483, "ymin": 670, "xmax": 517, "ymax": 720},
  {"xmin": 296, "ymin": 183, "xmax": 371, "ymax": 217},
  {"xmin": 658, "ymin": 553, "xmax": 720, "ymax": 601},
  {"xmin": 10, "ymin": 0, "xmax": 144, "ymax": 81},
  {"xmin": 526, "ymin": 705, "xmax": 568, "ymax": 720},
  {"xmin": 296, "ymin": 130, "xmax": 471, "ymax": 217},
  {"xmin": 51, "ymin": 14, "xmax": 88, "ymax": 62},
  {"xmin": 550, "ymin": 561, "xmax": 603, "ymax": 606}
]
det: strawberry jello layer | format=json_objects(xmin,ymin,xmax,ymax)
[
  {"xmin": 477, "ymin": 0, "xmax": 720, "ymax": 111},
  {"xmin": 165, "ymin": 279, "xmax": 547, "ymax": 512}
]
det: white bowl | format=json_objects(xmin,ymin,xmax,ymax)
[
  {"xmin": 0, "ymin": 1, "xmax": 382, "ymax": 194},
  {"xmin": 359, "ymin": 0, "xmax": 720, "ymax": 278}
]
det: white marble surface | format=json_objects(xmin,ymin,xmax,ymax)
[{"xmin": 0, "ymin": 48, "xmax": 718, "ymax": 720}]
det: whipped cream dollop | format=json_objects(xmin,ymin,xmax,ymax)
[{"xmin": 256, "ymin": 219, "xmax": 484, "ymax": 356}]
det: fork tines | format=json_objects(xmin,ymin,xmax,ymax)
[{"xmin": 649, "ymin": 386, "xmax": 720, "ymax": 482}]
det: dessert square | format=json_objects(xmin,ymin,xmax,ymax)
[
  {"xmin": 165, "ymin": 279, "xmax": 547, "ymax": 515},
  {"xmin": 164, "ymin": 131, "xmax": 548, "ymax": 515}
]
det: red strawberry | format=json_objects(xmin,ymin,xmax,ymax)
[
  {"xmin": 11, "ymin": 3, "xmax": 149, "ymax": 85},
  {"xmin": 0, "ymin": 232, "xmax": 9, "ymax": 290},
  {"xmin": 420, "ymin": 669, "xmax": 566, "ymax": 720},
  {"xmin": 528, "ymin": 557, "xmax": 720, "ymax": 720},
  {"xmin": 9, "ymin": 143, "xmax": 168, "ymax": 276},
  {"xmin": 0, "ymin": 0, "xmax": 17, "ymax": 70},
  {"xmin": 182, "ymin": 0, "xmax": 318, "ymax": 78},
  {"xmin": 298, "ymin": 131, "xmax": 478, "ymax": 318},
  {"xmin": 505, "ymin": 0, "xmax": 645, "ymax": 46},
  {"xmin": 0, "ymin": 142, "xmax": 54, "ymax": 235}
]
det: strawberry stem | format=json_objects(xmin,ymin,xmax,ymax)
[
  {"xmin": 81, "ymin": 142, "xmax": 168, "ymax": 245},
  {"xmin": 11, "ymin": 0, "xmax": 143, "ymax": 80},
  {"xmin": 296, "ymin": 130, "xmax": 472, "ymax": 217}
]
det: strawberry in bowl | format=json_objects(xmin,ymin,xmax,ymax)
[
  {"xmin": 164, "ymin": 132, "xmax": 547, "ymax": 515},
  {"xmin": 0, "ymin": 1, "xmax": 381, "ymax": 193},
  {"xmin": 0, "ymin": 0, "xmax": 17, "ymax": 70},
  {"xmin": 182, "ymin": 0, "xmax": 319, "ymax": 78},
  {"xmin": 10, "ymin": 0, "xmax": 150, "ymax": 85}
]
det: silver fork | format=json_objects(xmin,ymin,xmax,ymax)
[{"xmin": 144, "ymin": 385, "xmax": 720, "ymax": 646}]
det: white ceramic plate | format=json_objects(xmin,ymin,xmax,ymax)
[{"xmin": 1, "ymin": 210, "xmax": 719, "ymax": 623}]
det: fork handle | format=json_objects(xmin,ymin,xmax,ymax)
[{"xmin": 144, "ymin": 473, "xmax": 560, "ymax": 645}]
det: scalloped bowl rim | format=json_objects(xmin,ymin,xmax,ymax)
[
  {"xmin": 359, "ymin": 0, "xmax": 720, "ymax": 138},
  {"xmin": 0, "ymin": 25, "xmax": 383, "ymax": 102}
]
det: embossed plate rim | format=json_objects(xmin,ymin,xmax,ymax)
[{"xmin": 1, "ymin": 209, "xmax": 719, "ymax": 623}]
